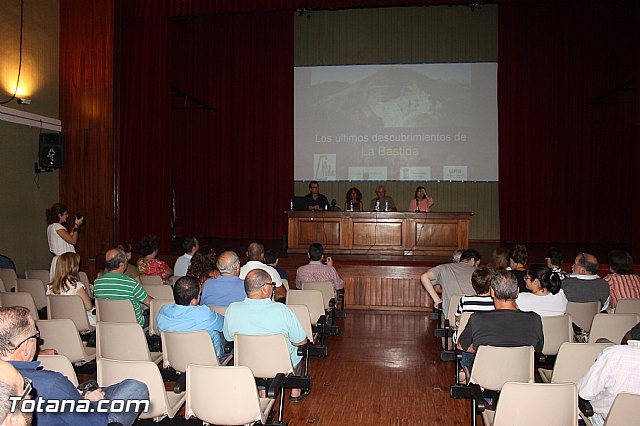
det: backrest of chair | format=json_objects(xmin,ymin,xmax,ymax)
[
  {"xmin": 0, "ymin": 269, "xmax": 17, "ymax": 292},
  {"xmin": 161, "ymin": 330, "xmax": 218, "ymax": 372},
  {"xmin": 0, "ymin": 292, "xmax": 39, "ymax": 320},
  {"xmin": 0, "ymin": 277, "xmax": 5, "ymax": 293},
  {"xmin": 95, "ymin": 298, "xmax": 137, "ymax": 323},
  {"xmin": 208, "ymin": 305, "xmax": 227, "ymax": 316},
  {"xmin": 469, "ymin": 346, "xmax": 534, "ymax": 391},
  {"xmin": 168, "ymin": 275, "xmax": 180, "ymax": 287},
  {"xmin": 149, "ymin": 299, "xmax": 172, "ymax": 336},
  {"xmin": 47, "ymin": 295, "xmax": 92, "ymax": 332},
  {"xmin": 541, "ymin": 314, "xmax": 573, "ymax": 356},
  {"xmin": 550, "ymin": 342, "xmax": 613, "ymax": 384},
  {"xmin": 36, "ymin": 319, "xmax": 88, "ymax": 363},
  {"xmin": 288, "ymin": 304, "xmax": 314, "ymax": 343},
  {"xmin": 457, "ymin": 311, "xmax": 473, "ymax": 337},
  {"xmin": 446, "ymin": 294, "xmax": 463, "ymax": 325},
  {"xmin": 604, "ymin": 392, "xmax": 640, "ymax": 425},
  {"xmin": 234, "ymin": 333, "xmax": 293, "ymax": 378},
  {"xmin": 25, "ymin": 269, "xmax": 51, "ymax": 285},
  {"xmin": 615, "ymin": 299, "xmax": 640, "ymax": 315},
  {"xmin": 491, "ymin": 382, "xmax": 577, "ymax": 426},
  {"xmin": 17, "ymin": 279, "xmax": 47, "ymax": 310},
  {"xmin": 281, "ymin": 278, "xmax": 290, "ymax": 289},
  {"xmin": 140, "ymin": 275, "xmax": 164, "ymax": 286},
  {"xmin": 286, "ymin": 289, "xmax": 325, "ymax": 324},
  {"xmin": 588, "ymin": 313, "xmax": 640, "ymax": 343},
  {"xmin": 97, "ymin": 321, "xmax": 151, "ymax": 361},
  {"xmin": 186, "ymin": 365, "xmax": 263, "ymax": 425},
  {"xmin": 37, "ymin": 354, "xmax": 79, "ymax": 386},
  {"xmin": 566, "ymin": 301, "xmax": 601, "ymax": 332},
  {"xmin": 301, "ymin": 281, "xmax": 334, "ymax": 310},
  {"xmin": 78, "ymin": 271, "xmax": 90, "ymax": 287},
  {"xmin": 143, "ymin": 285, "xmax": 174, "ymax": 301}
]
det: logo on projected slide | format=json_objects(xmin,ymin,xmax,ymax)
[
  {"xmin": 314, "ymin": 154, "xmax": 336, "ymax": 180},
  {"xmin": 443, "ymin": 166, "xmax": 468, "ymax": 181}
]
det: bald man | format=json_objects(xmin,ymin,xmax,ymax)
[
  {"xmin": 200, "ymin": 251, "xmax": 246, "ymax": 307},
  {"xmin": 561, "ymin": 253, "xmax": 610, "ymax": 309}
]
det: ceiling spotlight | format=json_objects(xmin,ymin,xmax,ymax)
[{"xmin": 17, "ymin": 98, "xmax": 32, "ymax": 105}]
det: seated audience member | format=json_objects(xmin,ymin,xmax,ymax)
[
  {"xmin": 0, "ymin": 306, "xmax": 148, "ymax": 426},
  {"xmin": 578, "ymin": 321, "xmax": 640, "ymax": 426},
  {"xmin": 453, "ymin": 266, "xmax": 495, "ymax": 342},
  {"xmin": 562, "ymin": 252, "xmax": 610, "ymax": 309},
  {"xmin": 0, "ymin": 360, "xmax": 31, "ymax": 426},
  {"xmin": 47, "ymin": 252, "xmax": 95, "ymax": 326},
  {"xmin": 516, "ymin": 264, "xmax": 568, "ymax": 316},
  {"xmin": 200, "ymin": 251, "xmax": 246, "ymax": 307},
  {"xmin": 344, "ymin": 187, "xmax": 363, "ymax": 211},
  {"xmin": 296, "ymin": 243, "xmax": 344, "ymax": 293},
  {"xmin": 136, "ymin": 235, "xmax": 173, "ymax": 285},
  {"xmin": 508, "ymin": 244, "xmax": 529, "ymax": 292},
  {"xmin": 408, "ymin": 186, "xmax": 435, "ymax": 212},
  {"xmin": 369, "ymin": 185, "xmax": 397, "ymax": 212},
  {"xmin": 304, "ymin": 181, "xmax": 329, "ymax": 211},
  {"xmin": 157, "ymin": 276, "xmax": 225, "ymax": 361},
  {"xmin": 457, "ymin": 270, "xmax": 544, "ymax": 370},
  {"xmin": 223, "ymin": 270, "xmax": 307, "ymax": 401},
  {"xmin": 239, "ymin": 242, "xmax": 286, "ymax": 301},
  {"xmin": 545, "ymin": 246, "xmax": 568, "ymax": 279},
  {"xmin": 173, "ymin": 236, "xmax": 199, "ymax": 277},
  {"xmin": 94, "ymin": 248, "xmax": 152, "ymax": 327},
  {"xmin": 488, "ymin": 247, "xmax": 509, "ymax": 271},
  {"xmin": 604, "ymin": 249, "xmax": 640, "ymax": 310},
  {"xmin": 105, "ymin": 242, "xmax": 140, "ymax": 280},
  {"xmin": 264, "ymin": 248, "xmax": 289, "ymax": 283},
  {"xmin": 420, "ymin": 249, "xmax": 482, "ymax": 315},
  {"xmin": 187, "ymin": 247, "xmax": 219, "ymax": 285}
]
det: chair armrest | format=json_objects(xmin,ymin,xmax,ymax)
[
  {"xmin": 317, "ymin": 314, "xmax": 327, "ymax": 325},
  {"xmin": 328, "ymin": 298, "xmax": 336, "ymax": 309},
  {"xmin": 224, "ymin": 340, "xmax": 234, "ymax": 354},
  {"xmin": 173, "ymin": 373, "xmax": 186, "ymax": 393},
  {"xmin": 297, "ymin": 342, "xmax": 310, "ymax": 356},
  {"xmin": 450, "ymin": 383, "xmax": 485, "ymax": 413},
  {"xmin": 267, "ymin": 373, "xmax": 286, "ymax": 399},
  {"xmin": 578, "ymin": 396, "xmax": 594, "ymax": 418}
]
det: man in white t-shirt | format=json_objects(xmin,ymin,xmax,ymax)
[
  {"xmin": 239, "ymin": 242, "xmax": 286, "ymax": 301},
  {"xmin": 173, "ymin": 237, "xmax": 198, "ymax": 277}
]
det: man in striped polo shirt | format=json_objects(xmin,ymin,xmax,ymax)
[{"xmin": 94, "ymin": 248, "xmax": 152, "ymax": 326}]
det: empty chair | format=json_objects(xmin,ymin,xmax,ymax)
[
  {"xmin": 0, "ymin": 278, "xmax": 5, "ymax": 293},
  {"xmin": 139, "ymin": 275, "xmax": 164, "ymax": 286},
  {"xmin": 538, "ymin": 342, "xmax": 612, "ymax": 384},
  {"xmin": 615, "ymin": 298, "xmax": 640, "ymax": 315},
  {"xmin": 288, "ymin": 304, "xmax": 327, "ymax": 359},
  {"xmin": 540, "ymin": 314, "xmax": 573, "ymax": 357},
  {"xmin": 47, "ymin": 295, "xmax": 95, "ymax": 333},
  {"xmin": 208, "ymin": 305, "xmax": 227, "ymax": 316},
  {"xmin": 95, "ymin": 298, "xmax": 138, "ymax": 323},
  {"xmin": 588, "ymin": 313, "xmax": 640, "ymax": 343},
  {"xmin": 286, "ymin": 289, "xmax": 330, "ymax": 341},
  {"xmin": 566, "ymin": 301, "xmax": 601, "ymax": 333},
  {"xmin": 0, "ymin": 268, "xmax": 17, "ymax": 292},
  {"xmin": 185, "ymin": 365, "xmax": 281, "ymax": 426},
  {"xmin": 148, "ymin": 298, "xmax": 172, "ymax": 337},
  {"xmin": 17, "ymin": 278, "xmax": 47, "ymax": 310},
  {"xmin": 483, "ymin": 382, "xmax": 577, "ymax": 426},
  {"xmin": 98, "ymin": 357, "xmax": 185, "ymax": 422},
  {"xmin": 161, "ymin": 330, "xmax": 228, "ymax": 371},
  {"xmin": 142, "ymin": 285, "xmax": 174, "ymax": 301},
  {"xmin": 97, "ymin": 321, "xmax": 162, "ymax": 364},
  {"xmin": 36, "ymin": 319, "xmax": 96, "ymax": 365},
  {"xmin": 0, "ymin": 292, "xmax": 39, "ymax": 320},
  {"xmin": 301, "ymin": 281, "xmax": 335, "ymax": 311},
  {"xmin": 602, "ymin": 392, "xmax": 640, "ymax": 425},
  {"xmin": 25, "ymin": 269, "xmax": 51, "ymax": 285},
  {"xmin": 37, "ymin": 354, "xmax": 79, "ymax": 386}
]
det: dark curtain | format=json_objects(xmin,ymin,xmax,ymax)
[
  {"xmin": 498, "ymin": 2, "xmax": 640, "ymax": 252},
  {"xmin": 168, "ymin": 11, "xmax": 294, "ymax": 240}
]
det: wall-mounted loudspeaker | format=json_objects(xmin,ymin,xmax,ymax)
[{"xmin": 38, "ymin": 133, "xmax": 64, "ymax": 169}]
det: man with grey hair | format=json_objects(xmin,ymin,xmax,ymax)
[
  {"xmin": 369, "ymin": 185, "xmax": 397, "ymax": 212},
  {"xmin": 457, "ymin": 270, "xmax": 544, "ymax": 370},
  {"xmin": 200, "ymin": 251, "xmax": 246, "ymax": 307},
  {"xmin": 239, "ymin": 242, "xmax": 286, "ymax": 301},
  {"xmin": 0, "ymin": 360, "xmax": 31, "ymax": 426},
  {"xmin": 561, "ymin": 252, "xmax": 610, "ymax": 309}
]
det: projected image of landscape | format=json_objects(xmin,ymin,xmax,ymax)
[{"xmin": 294, "ymin": 63, "xmax": 498, "ymax": 181}]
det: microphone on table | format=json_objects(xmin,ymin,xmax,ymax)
[
  {"xmin": 415, "ymin": 197, "xmax": 420, "ymax": 213},
  {"xmin": 331, "ymin": 199, "xmax": 337, "ymax": 211}
]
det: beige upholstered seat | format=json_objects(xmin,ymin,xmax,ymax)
[
  {"xmin": 148, "ymin": 298, "xmax": 172, "ymax": 337},
  {"xmin": 25, "ymin": 269, "xmax": 51, "ymax": 285},
  {"xmin": 208, "ymin": 305, "xmax": 227, "ymax": 316},
  {"xmin": 78, "ymin": 271, "xmax": 90, "ymax": 287},
  {"xmin": 95, "ymin": 298, "xmax": 138, "ymax": 323},
  {"xmin": 168, "ymin": 275, "xmax": 180, "ymax": 287},
  {"xmin": 0, "ymin": 268, "xmax": 17, "ymax": 292},
  {"xmin": 97, "ymin": 321, "xmax": 162, "ymax": 364},
  {"xmin": 234, "ymin": 333, "xmax": 294, "ymax": 377},
  {"xmin": 588, "ymin": 313, "xmax": 640, "ymax": 343},
  {"xmin": 469, "ymin": 346, "xmax": 535, "ymax": 391},
  {"xmin": 139, "ymin": 275, "xmax": 164, "ymax": 286},
  {"xmin": 301, "ymin": 281, "xmax": 335, "ymax": 311},
  {"xmin": 1, "ymin": 292, "xmax": 39, "ymax": 320},
  {"xmin": 286, "ymin": 289, "xmax": 325, "ymax": 326},
  {"xmin": 37, "ymin": 354, "xmax": 79, "ymax": 386},
  {"xmin": 603, "ymin": 392, "xmax": 640, "ymax": 425},
  {"xmin": 36, "ymin": 319, "xmax": 96, "ymax": 365},
  {"xmin": 483, "ymin": 382, "xmax": 577, "ymax": 426},
  {"xmin": 161, "ymin": 329, "xmax": 229, "ymax": 371},
  {"xmin": 538, "ymin": 342, "xmax": 612, "ymax": 383},
  {"xmin": 288, "ymin": 304, "xmax": 315, "ymax": 344},
  {"xmin": 98, "ymin": 357, "xmax": 185, "ymax": 422},
  {"xmin": 47, "ymin": 295, "xmax": 94, "ymax": 333},
  {"xmin": 614, "ymin": 298, "xmax": 640, "ymax": 315},
  {"xmin": 17, "ymin": 279, "xmax": 47, "ymax": 310},
  {"xmin": 142, "ymin": 284, "xmax": 174, "ymax": 301},
  {"xmin": 281, "ymin": 278, "xmax": 290, "ymax": 289},
  {"xmin": 566, "ymin": 301, "xmax": 601, "ymax": 333},
  {"xmin": 185, "ymin": 365, "xmax": 277, "ymax": 425},
  {"xmin": 540, "ymin": 314, "xmax": 573, "ymax": 356},
  {"xmin": 0, "ymin": 277, "xmax": 5, "ymax": 293}
]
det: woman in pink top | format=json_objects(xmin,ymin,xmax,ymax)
[
  {"xmin": 408, "ymin": 186, "xmax": 435, "ymax": 212},
  {"xmin": 137, "ymin": 235, "xmax": 173, "ymax": 285}
]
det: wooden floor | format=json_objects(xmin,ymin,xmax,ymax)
[{"xmin": 134, "ymin": 310, "xmax": 470, "ymax": 425}]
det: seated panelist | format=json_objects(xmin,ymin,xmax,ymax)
[
  {"xmin": 408, "ymin": 186, "xmax": 435, "ymax": 212},
  {"xmin": 369, "ymin": 185, "xmax": 397, "ymax": 212}
]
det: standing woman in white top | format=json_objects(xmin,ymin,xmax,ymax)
[
  {"xmin": 46, "ymin": 203, "xmax": 84, "ymax": 279},
  {"xmin": 516, "ymin": 263, "xmax": 568, "ymax": 317}
]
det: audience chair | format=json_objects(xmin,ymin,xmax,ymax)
[
  {"xmin": 148, "ymin": 298, "xmax": 172, "ymax": 337},
  {"xmin": 47, "ymin": 295, "xmax": 95, "ymax": 334},
  {"xmin": 281, "ymin": 278, "xmax": 289, "ymax": 289},
  {"xmin": 139, "ymin": 275, "xmax": 164, "ymax": 286},
  {"xmin": 37, "ymin": 354, "xmax": 79, "ymax": 386},
  {"xmin": 36, "ymin": 319, "xmax": 96, "ymax": 365},
  {"xmin": 288, "ymin": 304, "xmax": 328, "ymax": 358},
  {"xmin": 538, "ymin": 342, "xmax": 612, "ymax": 384},
  {"xmin": 540, "ymin": 314, "xmax": 573, "ymax": 359},
  {"xmin": 0, "ymin": 278, "xmax": 5, "ymax": 293},
  {"xmin": 0, "ymin": 292, "xmax": 39, "ymax": 320},
  {"xmin": 435, "ymin": 294, "xmax": 463, "ymax": 361},
  {"xmin": 96, "ymin": 321, "xmax": 162, "ymax": 364},
  {"xmin": 566, "ymin": 301, "xmax": 601, "ymax": 339},
  {"xmin": 98, "ymin": 357, "xmax": 185, "ymax": 422},
  {"xmin": 208, "ymin": 305, "xmax": 227, "ymax": 316},
  {"xmin": 161, "ymin": 330, "xmax": 231, "ymax": 374},
  {"xmin": 168, "ymin": 275, "xmax": 180, "ymax": 287},
  {"xmin": 0, "ymin": 268, "xmax": 17, "ymax": 292},
  {"xmin": 25, "ymin": 269, "xmax": 51, "ymax": 285},
  {"xmin": 95, "ymin": 298, "xmax": 138, "ymax": 323},
  {"xmin": 16, "ymin": 278, "xmax": 47, "ymax": 311},
  {"xmin": 588, "ymin": 313, "xmax": 640, "ymax": 343},
  {"xmin": 185, "ymin": 365, "xmax": 284, "ymax": 426},
  {"xmin": 601, "ymin": 392, "xmax": 640, "ymax": 425},
  {"xmin": 142, "ymin": 284, "xmax": 174, "ymax": 301},
  {"xmin": 286, "ymin": 289, "xmax": 331, "ymax": 340},
  {"xmin": 301, "ymin": 281, "xmax": 343, "ymax": 321},
  {"xmin": 483, "ymin": 382, "xmax": 577, "ymax": 426},
  {"xmin": 78, "ymin": 272, "xmax": 92, "ymax": 297},
  {"xmin": 614, "ymin": 298, "xmax": 640, "ymax": 315},
  {"xmin": 453, "ymin": 311, "xmax": 473, "ymax": 385}
]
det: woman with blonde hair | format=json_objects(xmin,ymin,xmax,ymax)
[{"xmin": 47, "ymin": 252, "xmax": 96, "ymax": 325}]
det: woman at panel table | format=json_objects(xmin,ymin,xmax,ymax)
[
  {"xmin": 408, "ymin": 186, "xmax": 435, "ymax": 212},
  {"xmin": 344, "ymin": 187, "xmax": 363, "ymax": 211}
]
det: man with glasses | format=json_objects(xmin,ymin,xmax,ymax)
[
  {"xmin": 0, "ymin": 360, "xmax": 31, "ymax": 426},
  {"xmin": 0, "ymin": 307, "xmax": 148, "ymax": 426},
  {"xmin": 561, "ymin": 252, "xmax": 610, "ymax": 310},
  {"xmin": 304, "ymin": 180, "xmax": 329, "ymax": 211}
]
